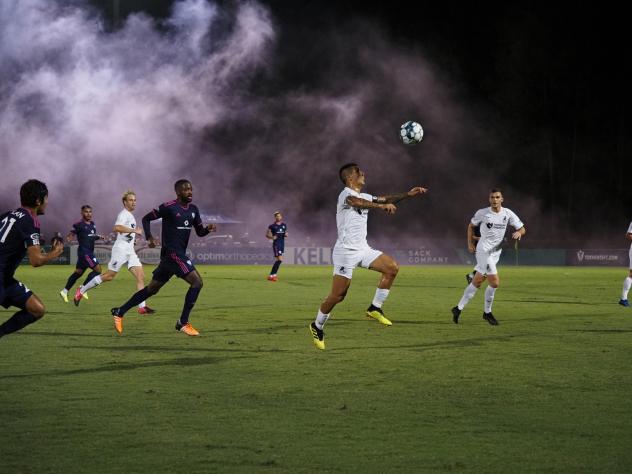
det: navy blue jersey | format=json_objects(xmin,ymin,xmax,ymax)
[
  {"xmin": 72, "ymin": 220, "xmax": 99, "ymax": 254},
  {"xmin": 142, "ymin": 200, "xmax": 209, "ymax": 256},
  {"xmin": 268, "ymin": 222, "xmax": 287, "ymax": 244},
  {"xmin": 0, "ymin": 208, "xmax": 41, "ymax": 282}
]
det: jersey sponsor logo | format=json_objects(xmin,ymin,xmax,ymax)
[{"xmin": 30, "ymin": 233, "xmax": 40, "ymax": 246}]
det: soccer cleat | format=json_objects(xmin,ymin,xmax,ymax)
[
  {"xmin": 483, "ymin": 312, "xmax": 499, "ymax": 326},
  {"xmin": 365, "ymin": 305, "xmax": 393, "ymax": 326},
  {"xmin": 73, "ymin": 287, "xmax": 82, "ymax": 307},
  {"xmin": 176, "ymin": 321, "xmax": 200, "ymax": 336},
  {"xmin": 267, "ymin": 275, "xmax": 278, "ymax": 282},
  {"xmin": 619, "ymin": 299, "xmax": 630, "ymax": 307},
  {"xmin": 111, "ymin": 308, "xmax": 123, "ymax": 334},
  {"xmin": 59, "ymin": 290, "xmax": 68, "ymax": 303},
  {"xmin": 138, "ymin": 306, "xmax": 156, "ymax": 315},
  {"xmin": 309, "ymin": 322, "xmax": 325, "ymax": 350},
  {"xmin": 82, "ymin": 292, "xmax": 89, "ymax": 300},
  {"xmin": 451, "ymin": 306, "xmax": 461, "ymax": 324}
]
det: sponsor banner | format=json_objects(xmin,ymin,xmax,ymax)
[
  {"xmin": 391, "ymin": 247, "xmax": 457, "ymax": 265},
  {"xmin": 567, "ymin": 249, "xmax": 629, "ymax": 266}
]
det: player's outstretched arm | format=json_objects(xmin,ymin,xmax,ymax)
[
  {"xmin": 266, "ymin": 228, "xmax": 274, "ymax": 240},
  {"xmin": 626, "ymin": 232, "xmax": 632, "ymax": 242},
  {"xmin": 376, "ymin": 186, "xmax": 428, "ymax": 204},
  {"xmin": 345, "ymin": 196, "xmax": 397, "ymax": 214},
  {"xmin": 27, "ymin": 240, "xmax": 64, "ymax": 267}
]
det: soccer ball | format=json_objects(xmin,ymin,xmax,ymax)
[{"xmin": 399, "ymin": 121, "xmax": 424, "ymax": 145}]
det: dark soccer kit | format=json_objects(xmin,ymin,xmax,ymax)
[
  {"xmin": 72, "ymin": 220, "xmax": 100, "ymax": 270},
  {"xmin": 0, "ymin": 208, "xmax": 39, "ymax": 309},
  {"xmin": 143, "ymin": 200, "xmax": 210, "ymax": 282},
  {"xmin": 268, "ymin": 222, "xmax": 287, "ymax": 257}
]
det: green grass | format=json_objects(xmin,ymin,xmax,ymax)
[{"xmin": 2, "ymin": 265, "xmax": 632, "ymax": 473}]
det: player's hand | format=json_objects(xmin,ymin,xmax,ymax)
[
  {"xmin": 408, "ymin": 186, "xmax": 428, "ymax": 197},
  {"xmin": 51, "ymin": 239, "xmax": 64, "ymax": 257},
  {"xmin": 148, "ymin": 237, "xmax": 159, "ymax": 248},
  {"xmin": 207, "ymin": 224, "xmax": 217, "ymax": 233},
  {"xmin": 511, "ymin": 231, "xmax": 522, "ymax": 240},
  {"xmin": 468, "ymin": 242, "xmax": 476, "ymax": 253},
  {"xmin": 382, "ymin": 203, "xmax": 397, "ymax": 214},
  {"xmin": 135, "ymin": 228, "xmax": 143, "ymax": 235}
]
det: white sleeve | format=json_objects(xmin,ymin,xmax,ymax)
[
  {"xmin": 627, "ymin": 221, "xmax": 632, "ymax": 234},
  {"xmin": 470, "ymin": 209, "xmax": 484, "ymax": 226},
  {"xmin": 508, "ymin": 210, "xmax": 524, "ymax": 230},
  {"xmin": 360, "ymin": 192, "xmax": 375, "ymax": 202},
  {"xmin": 114, "ymin": 210, "xmax": 127, "ymax": 227}
]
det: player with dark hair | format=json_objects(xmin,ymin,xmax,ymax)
[
  {"xmin": 110, "ymin": 179, "xmax": 217, "ymax": 336},
  {"xmin": 309, "ymin": 163, "xmax": 428, "ymax": 350},
  {"xmin": 59, "ymin": 205, "xmax": 104, "ymax": 303},
  {"xmin": 1, "ymin": 180, "xmax": 64, "ymax": 338},
  {"xmin": 451, "ymin": 189, "xmax": 525, "ymax": 325},
  {"xmin": 266, "ymin": 211, "xmax": 287, "ymax": 281}
]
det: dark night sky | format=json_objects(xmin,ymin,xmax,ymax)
[{"xmin": 2, "ymin": 1, "xmax": 630, "ymax": 247}]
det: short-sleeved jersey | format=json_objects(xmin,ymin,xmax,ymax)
[
  {"xmin": 627, "ymin": 221, "xmax": 632, "ymax": 250},
  {"xmin": 471, "ymin": 207, "xmax": 524, "ymax": 253},
  {"xmin": 113, "ymin": 208, "xmax": 137, "ymax": 249},
  {"xmin": 268, "ymin": 222, "xmax": 287, "ymax": 244},
  {"xmin": 143, "ymin": 200, "xmax": 209, "ymax": 256},
  {"xmin": 335, "ymin": 187, "xmax": 375, "ymax": 250},
  {"xmin": 0, "ymin": 208, "xmax": 40, "ymax": 281},
  {"xmin": 72, "ymin": 220, "xmax": 98, "ymax": 254}
]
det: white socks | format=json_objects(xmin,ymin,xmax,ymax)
[
  {"xmin": 371, "ymin": 288, "xmax": 390, "ymax": 308},
  {"xmin": 484, "ymin": 286, "xmax": 497, "ymax": 313},
  {"xmin": 622, "ymin": 276, "xmax": 632, "ymax": 300},
  {"xmin": 81, "ymin": 275, "xmax": 102, "ymax": 293},
  {"xmin": 315, "ymin": 310, "xmax": 330, "ymax": 330},
  {"xmin": 458, "ymin": 283, "xmax": 478, "ymax": 310}
]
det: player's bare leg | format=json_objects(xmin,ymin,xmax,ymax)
[
  {"xmin": 310, "ymin": 275, "xmax": 351, "ymax": 350},
  {"xmin": 365, "ymin": 254, "xmax": 399, "ymax": 325}
]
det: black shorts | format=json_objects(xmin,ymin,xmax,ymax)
[
  {"xmin": 76, "ymin": 252, "xmax": 99, "ymax": 271},
  {"xmin": 152, "ymin": 252, "xmax": 196, "ymax": 283},
  {"xmin": 273, "ymin": 242, "xmax": 284, "ymax": 258},
  {"xmin": 1, "ymin": 278, "xmax": 34, "ymax": 309}
]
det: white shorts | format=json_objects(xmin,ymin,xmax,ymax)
[
  {"xmin": 474, "ymin": 249, "xmax": 501, "ymax": 276},
  {"xmin": 108, "ymin": 246, "xmax": 142, "ymax": 273},
  {"xmin": 332, "ymin": 246, "xmax": 383, "ymax": 279},
  {"xmin": 629, "ymin": 248, "xmax": 632, "ymax": 270}
]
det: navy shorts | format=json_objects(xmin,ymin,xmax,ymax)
[
  {"xmin": 0, "ymin": 278, "xmax": 34, "ymax": 309},
  {"xmin": 152, "ymin": 252, "xmax": 196, "ymax": 283},
  {"xmin": 273, "ymin": 242, "xmax": 284, "ymax": 258},
  {"xmin": 76, "ymin": 252, "xmax": 99, "ymax": 271}
]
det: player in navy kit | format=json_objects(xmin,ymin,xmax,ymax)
[
  {"xmin": 0, "ymin": 180, "xmax": 64, "ymax": 339},
  {"xmin": 59, "ymin": 205, "xmax": 104, "ymax": 303},
  {"xmin": 266, "ymin": 211, "xmax": 287, "ymax": 281},
  {"xmin": 110, "ymin": 179, "xmax": 217, "ymax": 336}
]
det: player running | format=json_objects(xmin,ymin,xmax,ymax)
[
  {"xmin": 73, "ymin": 190, "xmax": 155, "ymax": 314},
  {"xmin": 1, "ymin": 180, "xmax": 64, "ymax": 338},
  {"xmin": 619, "ymin": 220, "xmax": 632, "ymax": 307},
  {"xmin": 59, "ymin": 205, "xmax": 103, "ymax": 303},
  {"xmin": 451, "ymin": 189, "xmax": 525, "ymax": 325},
  {"xmin": 309, "ymin": 163, "xmax": 427, "ymax": 350},
  {"xmin": 110, "ymin": 179, "xmax": 216, "ymax": 335},
  {"xmin": 266, "ymin": 211, "xmax": 287, "ymax": 281}
]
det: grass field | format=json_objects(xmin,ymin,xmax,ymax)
[{"xmin": 2, "ymin": 264, "xmax": 632, "ymax": 473}]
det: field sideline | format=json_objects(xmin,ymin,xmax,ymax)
[{"xmin": 2, "ymin": 265, "xmax": 632, "ymax": 473}]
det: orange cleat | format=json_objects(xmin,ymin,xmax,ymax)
[
  {"xmin": 176, "ymin": 321, "xmax": 199, "ymax": 336},
  {"xmin": 111, "ymin": 308, "xmax": 123, "ymax": 334}
]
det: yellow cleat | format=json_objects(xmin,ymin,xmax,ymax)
[
  {"xmin": 59, "ymin": 290, "xmax": 68, "ymax": 303},
  {"xmin": 309, "ymin": 322, "xmax": 325, "ymax": 350},
  {"xmin": 82, "ymin": 292, "xmax": 89, "ymax": 300},
  {"xmin": 366, "ymin": 308, "xmax": 393, "ymax": 326}
]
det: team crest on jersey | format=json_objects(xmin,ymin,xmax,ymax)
[
  {"xmin": 486, "ymin": 222, "xmax": 493, "ymax": 229},
  {"xmin": 192, "ymin": 212, "xmax": 195, "ymax": 218}
]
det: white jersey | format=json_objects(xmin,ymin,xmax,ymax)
[
  {"xmin": 627, "ymin": 221, "xmax": 632, "ymax": 250},
  {"xmin": 335, "ymin": 187, "xmax": 375, "ymax": 250},
  {"xmin": 113, "ymin": 208, "xmax": 137, "ymax": 249},
  {"xmin": 471, "ymin": 207, "xmax": 524, "ymax": 253}
]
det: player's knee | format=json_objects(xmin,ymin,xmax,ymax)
[
  {"xmin": 384, "ymin": 260, "xmax": 399, "ymax": 278},
  {"xmin": 30, "ymin": 303, "xmax": 46, "ymax": 319}
]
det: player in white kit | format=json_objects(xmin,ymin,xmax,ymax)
[
  {"xmin": 451, "ymin": 189, "xmax": 525, "ymax": 325},
  {"xmin": 618, "ymin": 221, "xmax": 632, "ymax": 307},
  {"xmin": 309, "ymin": 163, "xmax": 428, "ymax": 350},
  {"xmin": 73, "ymin": 190, "xmax": 155, "ymax": 314}
]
